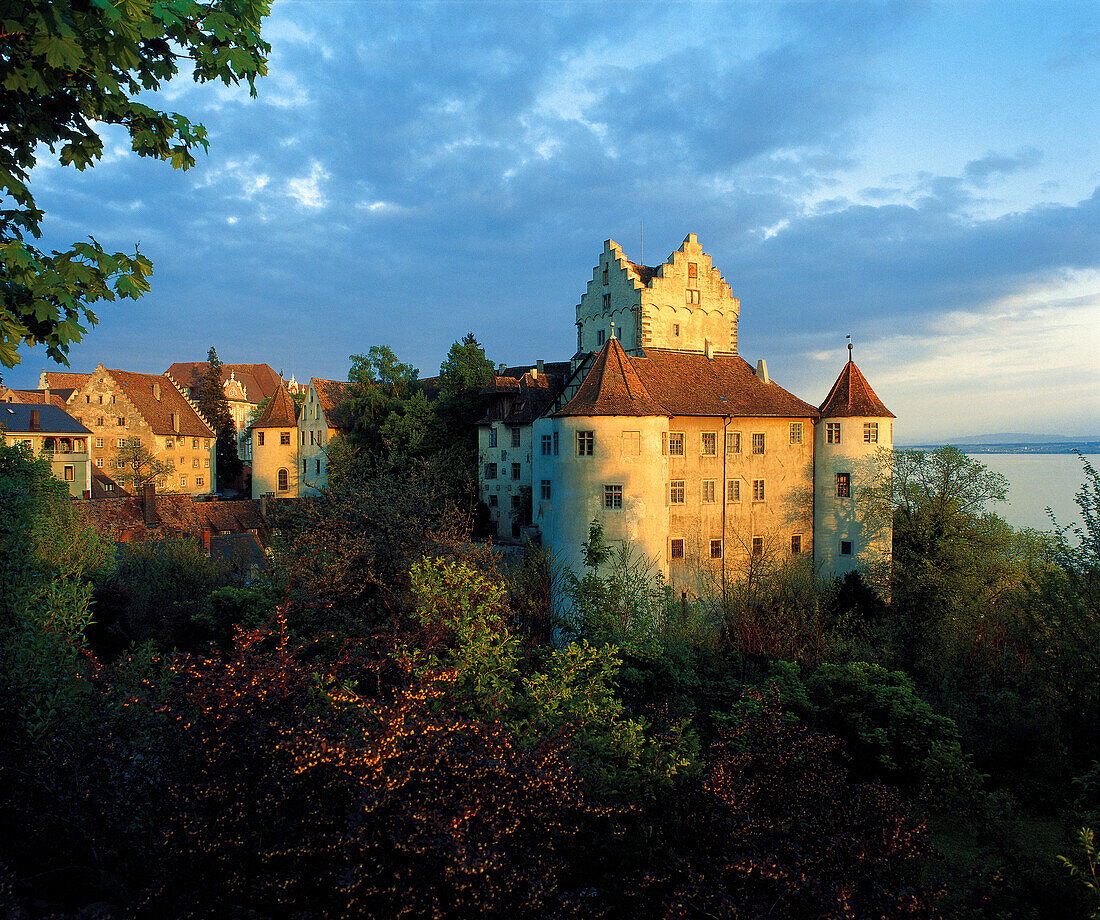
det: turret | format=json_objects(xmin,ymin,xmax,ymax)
[{"xmin": 813, "ymin": 345, "xmax": 895, "ymax": 584}]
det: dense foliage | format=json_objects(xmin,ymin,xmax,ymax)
[
  {"xmin": 2, "ymin": 435, "xmax": 1099, "ymax": 918},
  {"xmin": 194, "ymin": 345, "xmax": 243, "ymax": 489}
]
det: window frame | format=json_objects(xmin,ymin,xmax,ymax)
[
  {"xmin": 540, "ymin": 479, "xmax": 551, "ymax": 500},
  {"xmin": 836, "ymin": 472, "xmax": 851, "ymax": 498},
  {"xmin": 710, "ymin": 539, "xmax": 722, "ymax": 558},
  {"xmin": 669, "ymin": 479, "xmax": 685, "ymax": 504},
  {"xmin": 752, "ymin": 536, "xmax": 764, "ymax": 556},
  {"xmin": 826, "ymin": 422, "xmax": 841, "ymax": 444},
  {"xmin": 752, "ymin": 479, "xmax": 765, "ymax": 502},
  {"xmin": 752, "ymin": 432, "xmax": 765, "ymax": 454},
  {"xmin": 603, "ymin": 484, "xmax": 623, "ymax": 509},
  {"xmin": 277, "ymin": 468, "xmax": 288, "ymax": 491},
  {"xmin": 511, "ymin": 427, "xmax": 522, "ymax": 448},
  {"xmin": 840, "ymin": 540, "xmax": 853, "ymax": 556},
  {"xmin": 511, "ymin": 462, "xmax": 521, "ymax": 480},
  {"xmin": 484, "ymin": 463, "xmax": 498, "ymax": 480},
  {"xmin": 790, "ymin": 422, "xmax": 803, "ymax": 445},
  {"xmin": 668, "ymin": 432, "xmax": 685, "ymax": 456},
  {"xmin": 727, "ymin": 479, "xmax": 741, "ymax": 503},
  {"xmin": 670, "ymin": 539, "xmax": 684, "ymax": 559},
  {"xmin": 488, "ymin": 427, "xmax": 498, "ymax": 448},
  {"xmin": 791, "ymin": 534, "xmax": 802, "ymax": 555},
  {"xmin": 576, "ymin": 430, "xmax": 594, "ymax": 457},
  {"xmin": 279, "ymin": 431, "xmax": 291, "ymax": 446},
  {"xmin": 726, "ymin": 431, "xmax": 741, "ymax": 454},
  {"xmin": 864, "ymin": 422, "xmax": 879, "ymax": 444},
  {"xmin": 701, "ymin": 432, "xmax": 717, "ymax": 456},
  {"xmin": 541, "ymin": 434, "xmax": 552, "ymax": 456},
  {"xmin": 701, "ymin": 479, "xmax": 716, "ymax": 503}
]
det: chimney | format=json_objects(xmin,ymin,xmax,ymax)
[
  {"xmin": 498, "ymin": 363, "xmax": 506, "ymax": 375},
  {"xmin": 142, "ymin": 482, "xmax": 156, "ymax": 525},
  {"xmin": 202, "ymin": 527, "xmax": 211, "ymax": 554},
  {"xmin": 171, "ymin": 412, "xmax": 180, "ymax": 433},
  {"xmin": 704, "ymin": 338, "xmax": 712, "ymax": 359},
  {"xmin": 153, "ymin": 382, "xmax": 161, "ymax": 401},
  {"xmin": 42, "ymin": 386, "xmax": 50, "ymax": 403},
  {"xmin": 29, "ymin": 408, "xmax": 40, "ymax": 431},
  {"xmin": 755, "ymin": 359, "xmax": 770, "ymax": 384},
  {"xmin": 536, "ymin": 359, "xmax": 544, "ymax": 376}
]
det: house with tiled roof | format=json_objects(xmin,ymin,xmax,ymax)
[
  {"xmin": 298, "ymin": 378, "xmax": 351, "ymax": 496},
  {"xmin": 61, "ymin": 366, "xmax": 216, "ymax": 497},
  {"xmin": 250, "ymin": 382, "xmax": 301, "ymax": 498},
  {"xmin": 166, "ymin": 361, "xmax": 286, "ymax": 460},
  {"xmin": 480, "ymin": 234, "xmax": 895, "ymax": 587}
]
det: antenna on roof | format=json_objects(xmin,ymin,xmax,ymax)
[
  {"xmin": 639, "ymin": 219, "xmax": 643, "ymax": 265},
  {"xmin": 846, "ymin": 334, "xmax": 852, "ymax": 362}
]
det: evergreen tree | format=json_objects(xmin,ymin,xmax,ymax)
[{"xmin": 196, "ymin": 347, "xmax": 242, "ymax": 491}]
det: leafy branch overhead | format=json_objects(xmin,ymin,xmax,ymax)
[{"xmin": 0, "ymin": 0, "xmax": 271, "ymax": 368}]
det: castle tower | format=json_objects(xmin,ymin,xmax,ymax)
[
  {"xmin": 250, "ymin": 383, "xmax": 300, "ymax": 498},
  {"xmin": 813, "ymin": 347, "xmax": 895, "ymax": 583},
  {"xmin": 574, "ymin": 234, "xmax": 739, "ymax": 359}
]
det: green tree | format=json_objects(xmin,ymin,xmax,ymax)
[
  {"xmin": 1, "ymin": 0, "xmax": 271, "ymax": 368},
  {"xmin": 439, "ymin": 331, "xmax": 495, "ymax": 399},
  {"xmin": 115, "ymin": 436, "xmax": 170, "ymax": 491},
  {"xmin": 195, "ymin": 346, "xmax": 242, "ymax": 490}
]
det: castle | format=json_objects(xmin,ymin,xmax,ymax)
[{"xmin": 478, "ymin": 234, "xmax": 895, "ymax": 584}]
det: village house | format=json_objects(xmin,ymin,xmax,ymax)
[
  {"xmin": 60, "ymin": 366, "xmax": 217, "ymax": 497},
  {"xmin": 1, "ymin": 403, "xmax": 93, "ymax": 497},
  {"xmin": 298, "ymin": 378, "xmax": 351, "ymax": 496}
]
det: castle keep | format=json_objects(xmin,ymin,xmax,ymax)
[{"xmin": 479, "ymin": 234, "xmax": 895, "ymax": 584}]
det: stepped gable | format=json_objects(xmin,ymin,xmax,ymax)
[
  {"xmin": 554, "ymin": 338, "xmax": 665, "ymax": 417},
  {"xmin": 819, "ymin": 359, "xmax": 895, "ymax": 419},
  {"xmin": 253, "ymin": 382, "xmax": 300, "ymax": 428},
  {"xmin": 310, "ymin": 378, "xmax": 350, "ymax": 429},
  {"xmin": 631, "ymin": 349, "xmax": 819, "ymax": 418},
  {"xmin": 109, "ymin": 369, "xmax": 216, "ymax": 437},
  {"xmin": 166, "ymin": 362, "xmax": 283, "ymax": 403}
]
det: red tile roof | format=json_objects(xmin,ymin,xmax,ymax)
[
  {"xmin": 0, "ymin": 387, "xmax": 68, "ymax": 408},
  {"xmin": 41, "ymin": 371, "xmax": 91, "ymax": 391},
  {"xmin": 252, "ymin": 383, "xmax": 300, "ymax": 429},
  {"xmin": 555, "ymin": 340, "xmax": 819, "ymax": 419},
  {"xmin": 74, "ymin": 495, "xmax": 266, "ymax": 544},
  {"xmin": 107, "ymin": 369, "xmax": 216, "ymax": 438},
  {"xmin": 166, "ymin": 362, "xmax": 284, "ymax": 404},
  {"xmin": 819, "ymin": 360, "xmax": 895, "ymax": 419},
  {"xmin": 310, "ymin": 378, "xmax": 350, "ymax": 430}
]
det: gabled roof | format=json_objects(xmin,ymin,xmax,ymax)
[
  {"xmin": 554, "ymin": 338, "xmax": 664, "ymax": 417},
  {"xmin": 1, "ymin": 403, "xmax": 91, "ymax": 434},
  {"xmin": 107, "ymin": 369, "xmax": 216, "ymax": 438},
  {"xmin": 819, "ymin": 359, "xmax": 895, "ymax": 419},
  {"xmin": 91, "ymin": 464, "xmax": 129, "ymax": 499},
  {"xmin": 310, "ymin": 378, "xmax": 350, "ymax": 430},
  {"xmin": 166, "ymin": 362, "xmax": 284, "ymax": 404},
  {"xmin": 0, "ymin": 386, "xmax": 68, "ymax": 408},
  {"xmin": 252, "ymin": 383, "xmax": 300, "ymax": 429},
  {"xmin": 554, "ymin": 341, "xmax": 819, "ymax": 419},
  {"xmin": 41, "ymin": 371, "xmax": 91, "ymax": 392}
]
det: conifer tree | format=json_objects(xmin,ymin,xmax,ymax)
[{"xmin": 196, "ymin": 347, "xmax": 242, "ymax": 491}]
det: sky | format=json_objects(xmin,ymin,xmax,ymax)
[{"xmin": 7, "ymin": 0, "xmax": 1100, "ymax": 442}]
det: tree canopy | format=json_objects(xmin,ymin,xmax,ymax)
[{"xmin": 0, "ymin": 0, "xmax": 271, "ymax": 368}]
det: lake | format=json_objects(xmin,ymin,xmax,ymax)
[{"xmin": 963, "ymin": 452, "xmax": 1097, "ymax": 533}]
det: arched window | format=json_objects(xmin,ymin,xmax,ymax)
[{"xmin": 277, "ymin": 468, "xmax": 288, "ymax": 491}]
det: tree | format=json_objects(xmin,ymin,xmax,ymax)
[
  {"xmin": 116, "ymin": 437, "xmax": 170, "ymax": 491},
  {"xmin": 439, "ymin": 331, "xmax": 495, "ymax": 399},
  {"xmin": 194, "ymin": 346, "xmax": 242, "ymax": 490},
  {"xmin": 1, "ymin": 0, "xmax": 271, "ymax": 368}
]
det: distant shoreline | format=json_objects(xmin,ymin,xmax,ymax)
[{"xmin": 899, "ymin": 442, "xmax": 1100, "ymax": 455}]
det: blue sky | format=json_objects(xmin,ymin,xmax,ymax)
[{"xmin": 8, "ymin": 0, "xmax": 1100, "ymax": 441}]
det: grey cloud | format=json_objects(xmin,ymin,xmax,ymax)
[{"xmin": 963, "ymin": 147, "xmax": 1043, "ymax": 186}]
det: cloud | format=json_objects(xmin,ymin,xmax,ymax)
[
  {"xmin": 963, "ymin": 146, "xmax": 1043, "ymax": 187},
  {"xmin": 285, "ymin": 160, "xmax": 329, "ymax": 209}
]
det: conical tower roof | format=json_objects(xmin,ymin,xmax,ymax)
[
  {"xmin": 554, "ymin": 337, "xmax": 666, "ymax": 417},
  {"xmin": 819, "ymin": 358, "xmax": 894, "ymax": 418},
  {"xmin": 252, "ymin": 382, "xmax": 300, "ymax": 428}
]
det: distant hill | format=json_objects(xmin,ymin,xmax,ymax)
[{"xmin": 945, "ymin": 433, "xmax": 1098, "ymax": 445}]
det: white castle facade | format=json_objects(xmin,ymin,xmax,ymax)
[{"xmin": 478, "ymin": 234, "xmax": 895, "ymax": 586}]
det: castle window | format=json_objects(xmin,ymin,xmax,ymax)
[
  {"xmin": 622, "ymin": 431, "xmax": 641, "ymax": 456},
  {"xmin": 864, "ymin": 422, "xmax": 879, "ymax": 443},
  {"xmin": 752, "ymin": 537, "xmax": 764, "ymax": 556},
  {"xmin": 540, "ymin": 480, "xmax": 551, "ymax": 500},
  {"xmin": 303, "ymin": 459, "xmax": 307, "ymax": 476},
  {"xmin": 710, "ymin": 539, "xmax": 722, "ymax": 558},
  {"xmin": 485, "ymin": 463, "xmax": 498, "ymax": 480},
  {"xmin": 752, "ymin": 433, "xmax": 765, "ymax": 454},
  {"xmin": 670, "ymin": 480, "xmax": 685, "ymax": 504},
  {"xmin": 97, "ymin": 416, "xmax": 104, "ymax": 427},
  {"xmin": 165, "ymin": 437, "xmax": 173, "ymax": 449},
  {"xmin": 752, "ymin": 479, "xmax": 765, "ymax": 502},
  {"xmin": 204, "ymin": 439, "xmax": 210, "ymax": 449},
  {"xmin": 511, "ymin": 427, "xmax": 522, "ymax": 448},
  {"xmin": 671, "ymin": 539, "xmax": 684, "ymax": 559},
  {"xmin": 64, "ymin": 465, "xmax": 74, "ymax": 482},
  {"xmin": 597, "ymin": 329, "xmax": 606, "ymax": 346},
  {"xmin": 790, "ymin": 422, "xmax": 803, "ymax": 444},
  {"xmin": 701, "ymin": 480, "xmax": 716, "ymax": 503},
  {"xmin": 726, "ymin": 432, "xmax": 741, "ymax": 454},
  {"xmin": 840, "ymin": 540, "xmax": 853, "ymax": 556},
  {"xmin": 673, "ymin": 323, "xmax": 680, "ymax": 337},
  {"xmin": 687, "ymin": 262, "xmax": 698, "ymax": 279},
  {"xmin": 117, "ymin": 417, "xmax": 125, "ymax": 426},
  {"xmin": 836, "ymin": 473, "xmax": 851, "ymax": 497},
  {"xmin": 181, "ymin": 474, "xmax": 187, "ymax": 486},
  {"xmin": 701, "ymin": 432, "xmax": 717, "ymax": 456},
  {"xmin": 280, "ymin": 432, "xmax": 290, "ymax": 445},
  {"xmin": 602, "ymin": 293, "xmax": 611, "ymax": 310},
  {"xmin": 511, "ymin": 463, "xmax": 521, "ymax": 480},
  {"xmin": 791, "ymin": 534, "xmax": 802, "ymax": 555},
  {"xmin": 277, "ymin": 469, "xmax": 288, "ymax": 491},
  {"xmin": 686, "ymin": 289, "xmax": 700, "ymax": 305},
  {"xmin": 553, "ymin": 431, "xmax": 559, "ymax": 455},
  {"xmin": 489, "ymin": 428, "xmax": 498, "ymax": 448},
  {"xmin": 96, "ymin": 438, "xmax": 103, "ymax": 448},
  {"xmin": 196, "ymin": 476, "xmax": 204, "ymax": 487},
  {"xmin": 576, "ymin": 431, "xmax": 594, "ymax": 456},
  {"xmin": 316, "ymin": 459, "xmax": 321, "ymax": 474},
  {"xmin": 541, "ymin": 434, "xmax": 552, "ymax": 456},
  {"xmin": 603, "ymin": 266, "xmax": 609, "ymax": 285},
  {"xmin": 310, "ymin": 430, "xmax": 315, "ymax": 446},
  {"xmin": 727, "ymin": 479, "xmax": 741, "ymax": 502},
  {"xmin": 193, "ymin": 458, "xmax": 200, "ymax": 469},
  {"xmin": 193, "ymin": 438, "xmax": 200, "ymax": 449},
  {"xmin": 604, "ymin": 484, "xmax": 623, "ymax": 509},
  {"xmin": 668, "ymin": 432, "xmax": 684, "ymax": 456},
  {"xmin": 257, "ymin": 431, "xmax": 265, "ymax": 446},
  {"xmin": 826, "ymin": 422, "xmax": 841, "ymax": 444}
]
